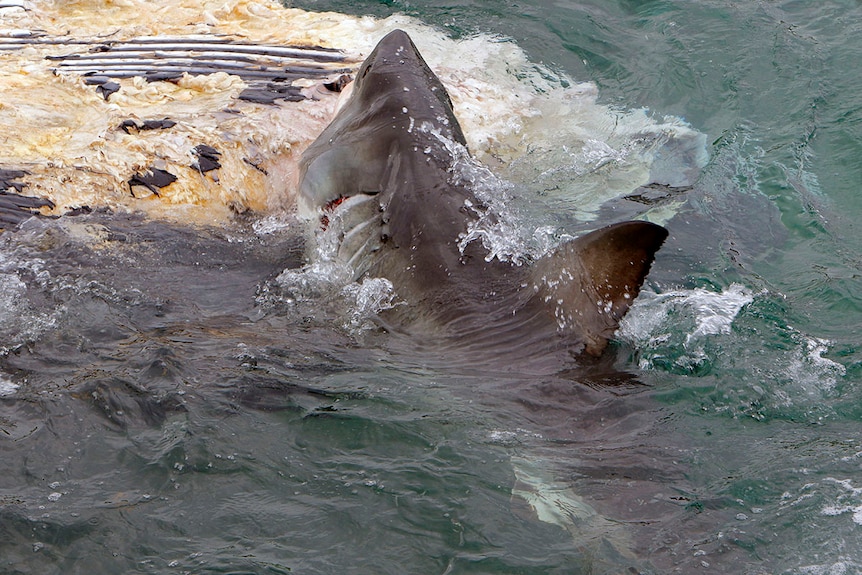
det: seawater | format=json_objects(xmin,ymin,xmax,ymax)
[{"xmin": 1, "ymin": 0, "xmax": 861, "ymax": 574}]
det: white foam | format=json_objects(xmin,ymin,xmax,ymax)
[
  {"xmin": 270, "ymin": 257, "xmax": 400, "ymax": 332},
  {"xmin": 788, "ymin": 335, "xmax": 846, "ymax": 394},
  {"xmin": 821, "ymin": 478, "xmax": 862, "ymax": 526},
  {"xmin": 619, "ymin": 285, "xmax": 848, "ymax": 404},
  {"xmin": 797, "ymin": 561, "xmax": 862, "ymax": 575},
  {"xmin": 0, "ymin": 375, "xmax": 19, "ymax": 397},
  {"xmin": 486, "ymin": 428, "xmax": 543, "ymax": 447},
  {"xmin": 618, "ymin": 283, "xmax": 755, "ymax": 350},
  {"xmin": 415, "ymin": 125, "xmax": 535, "ymax": 265},
  {"xmin": 684, "ymin": 284, "xmax": 756, "ymax": 343}
]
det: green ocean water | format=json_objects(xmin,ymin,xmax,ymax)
[{"xmin": 1, "ymin": 1, "xmax": 862, "ymax": 574}]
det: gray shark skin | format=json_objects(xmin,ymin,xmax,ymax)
[{"xmin": 298, "ymin": 29, "xmax": 668, "ymax": 360}]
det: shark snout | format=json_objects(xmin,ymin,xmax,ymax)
[
  {"xmin": 355, "ymin": 29, "xmax": 424, "ymax": 83},
  {"xmin": 370, "ymin": 29, "xmax": 417, "ymax": 62}
]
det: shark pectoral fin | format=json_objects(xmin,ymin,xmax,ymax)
[{"xmin": 530, "ymin": 221, "xmax": 668, "ymax": 356}]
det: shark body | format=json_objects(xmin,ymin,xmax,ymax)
[{"xmin": 298, "ymin": 30, "xmax": 668, "ymax": 359}]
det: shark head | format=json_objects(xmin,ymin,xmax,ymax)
[
  {"xmin": 298, "ymin": 29, "xmax": 668, "ymax": 359},
  {"xmin": 298, "ymin": 29, "xmax": 472, "ymax": 281}
]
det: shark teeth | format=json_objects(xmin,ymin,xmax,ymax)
[
  {"xmin": 319, "ymin": 192, "xmax": 378, "ymax": 230},
  {"xmin": 314, "ymin": 191, "xmax": 384, "ymax": 278},
  {"xmin": 324, "ymin": 195, "xmax": 348, "ymax": 212},
  {"xmin": 320, "ymin": 195, "xmax": 345, "ymax": 230}
]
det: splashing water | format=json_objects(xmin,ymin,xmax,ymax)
[
  {"xmin": 340, "ymin": 277, "xmax": 400, "ymax": 333},
  {"xmin": 405, "ymin": 125, "xmax": 562, "ymax": 265},
  {"xmin": 0, "ymin": 374, "xmax": 19, "ymax": 397},
  {"xmin": 0, "ymin": 256, "xmax": 61, "ymax": 354},
  {"xmin": 820, "ymin": 478, "xmax": 862, "ymax": 526},
  {"xmin": 618, "ymin": 283, "xmax": 756, "ymax": 360}
]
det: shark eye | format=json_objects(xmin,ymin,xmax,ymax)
[{"xmin": 361, "ymin": 63, "xmax": 372, "ymax": 78}]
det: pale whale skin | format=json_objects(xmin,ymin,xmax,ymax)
[{"xmin": 298, "ymin": 29, "xmax": 668, "ymax": 359}]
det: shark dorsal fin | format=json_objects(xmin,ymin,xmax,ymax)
[{"xmin": 529, "ymin": 221, "xmax": 668, "ymax": 356}]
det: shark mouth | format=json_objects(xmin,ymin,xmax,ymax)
[
  {"xmin": 320, "ymin": 195, "xmax": 349, "ymax": 230},
  {"xmin": 319, "ymin": 191, "xmax": 379, "ymax": 231},
  {"xmin": 317, "ymin": 191, "xmax": 385, "ymax": 274}
]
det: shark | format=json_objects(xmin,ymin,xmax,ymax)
[{"xmin": 298, "ymin": 29, "xmax": 668, "ymax": 361}]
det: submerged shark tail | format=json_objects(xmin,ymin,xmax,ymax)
[{"xmin": 530, "ymin": 221, "xmax": 668, "ymax": 356}]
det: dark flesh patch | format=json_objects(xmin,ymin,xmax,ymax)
[
  {"xmin": 192, "ymin": 145, "xmax": 222, "ymax": 173},
  {"xmin": 0, "ymin": 184, "xmax": 55, "ymax": 229},
  {"xmin": 84, "ymin": 76, "xmax": 121, "ymax": 100},
  {"xmin": 624, "ymin": 183, "xmax": 693, "ymax": 205},
  {"xmin": 128, "ymin": 167, "xmax": 178, "ymax": 197},
  {"xmin": 324, "ymin": 74, "xmax": 352, "ymax": 93},
  {"xmin": 238, "ymin": 84, "xmax": 305, "ymax": 104},
  {"xmin": 0, "ymin": 168, "xmax": 29, "ymax": 194},
  {"xmin": 119, "ymin": 118, "xmax": 177, "ymax": 134}
]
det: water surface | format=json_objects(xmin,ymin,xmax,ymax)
[{"xmin": 2, "ymin": 0, "xmax": 862, "ymax": 573}]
